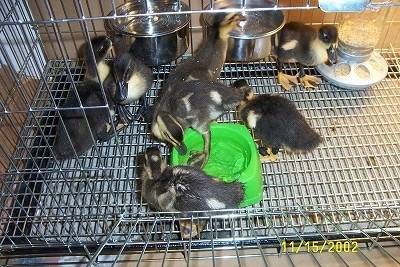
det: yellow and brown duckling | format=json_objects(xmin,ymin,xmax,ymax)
[
  {"xmin": 53, "ymin": 36, "xmax": 117, "ymax": 161},
  {"xmin": 111, "ymin": 51, "xmax": 153, "ymax": 124},
  {"xmin": 236, "ymin": 79, "xmax": 322, "ymax": 161},
  {"xmin": 83, "ymin": 35, "xmax": 113, "ymax": 83},
  {"xmin": 141, "ymin": 146, "xmax": 244, "ymax": 239},
  {"xmin": 273, "ymin": 22, "xmax": 338, "ymax": 90},
  {"xmin": 152, "ymin": 80, "xmax": 252, "ymax": 168}
]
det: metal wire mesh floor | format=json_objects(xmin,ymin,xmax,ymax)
[{"xmin": 1, "ymin": 49, "xmax": 400, "ymax": 260}]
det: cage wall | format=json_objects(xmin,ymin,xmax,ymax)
[{"xmin": 1, "ymin": 0, "xmax": 400, "ymax": 266}]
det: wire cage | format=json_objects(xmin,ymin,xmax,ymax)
[{"xmin": 1, "ymin": 0, "xmax": 400, "ymax": 266}]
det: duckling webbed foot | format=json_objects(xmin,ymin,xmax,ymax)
[
  {"xmin": 259, "ymin": 146, "xmax": 279, "ymax": 162},
  {"xmin": 139, "ymin": 105, "xmax": 155, "ymax": 123},
  {"xmin": 299, "ymin": 75, "xmax": 322, "ymax": 89},
  {"xmin": 116, "ymin": 104, "xmax": 134, "ymax": 125},
  {"xmin": 133, "ymin": 96, "xmax": 152, "ymax": 122},
  {"xmin": 187, "ymin": 131, "xmax": 211, "ymax": 168},
  {"xmin": 180, "ymin": 220, "xmax": 206, "ymax": 239},
  {"xmin": 96, "ymin": 124, "xmax": 115, "ymax": 142},
  {"xmin": 96, "ymin": 121, "xmax": 127, "ymax": 142},
  {"xmin": 277, "ymin": 72, "xmax": 299, "ymax": 91}
]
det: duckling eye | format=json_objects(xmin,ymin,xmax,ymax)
[
  {"xmin": 164, "ymin": 131, "xmax": 174, "ymax": 143},
  {"xmin": 124, "ymin": 65, "xmax": 132, "ymax": 79},
  {"xmin": 98, "ymin": 44, "xmax": 105, "ymax": 53},
  {"xmin": 322, "ymin": 33, "xmax": 330, "ymax": 42}
]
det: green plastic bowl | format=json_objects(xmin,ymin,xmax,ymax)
[{"xmin": 170, "ymin": 123, "xmax": 262, "ymax": 207}]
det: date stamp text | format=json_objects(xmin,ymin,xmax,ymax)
[{"xmin": 281, "ymin": 240, "xmax": 359, "ymax": 253}]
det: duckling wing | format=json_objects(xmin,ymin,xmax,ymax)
[
  {"xmin": 251, "ymin": 94, "xmax": 321, "ymax": 153},
  {"xmin": 171, "ymin": 166, "xmax": 244, "ymax": 211},
  {"xmin": 277, "ymin": 22, "xmax": 318, "ymax": 64},
  {"xmin": 186, "ymin": 80, "xmax": 245, "ymax": 110},
  {"xmin": 53, "ymin": 81, "xmax": 110, "ymax": 161},
  {"xmin": 53, "ymin": 116, "xmax": 93, "ymax": 161}
]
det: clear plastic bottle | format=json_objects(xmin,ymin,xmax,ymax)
[{"xmin": 338, "ymin": 6, "xmax": 388, "ymax": 62}]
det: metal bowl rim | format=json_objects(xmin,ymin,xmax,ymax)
[
  {"xmin": 228, "ymin": 18, "xmax": 286, "ymax": 39},
  {"xmin": 106, "ymin": 1, "xmax": 191, "ymax": 37},
  {"xmin": 203, "ymin": 1, "xmax": 286, "ymax": 39}
]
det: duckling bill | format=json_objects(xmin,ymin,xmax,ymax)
[
  {"xmin": 273, "ymin": 22, "xmax": 338, "ymax": 90},
  {"xmin": 141, "ymin": 147, "xmax": 244, "ymax": 238},
  {"xmin": 112, "ymin": 51, "xmax": 153, "ymax": 124},
  {"xmin": 236, "ymin": 79, "xmax": 322, "ymax": 161},
  {"xmin": 152, "ymin": 80, "xmax": 252, "ymax": 168}
]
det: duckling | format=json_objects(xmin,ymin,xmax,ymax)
[
  {"xmin": 164, "ymin": 12, "xmax": 246, "ymax": 90},
  {"xmin": 236, "ymin": 79, "xmax": 322, "ymax": 161},
  {"xmin": 84, "ymin": 35, "xmax": 113, "ymax": 83},
  {"xmin": 112, "ymin": 51, "xmax": 153, "ymax": 124},
  {"xmin": 53, "ymin": 37, "xmax": 117, "ymax": 161},
  {"xmin": 141, "ymin": 146, "xmax": 244, "ymax": 238},
  {"xmin": 53, "ymin": 80, "xmax": 113, "ymax": 161},
  {"xmin": 83, "ymin": 35, "xmax": 122, "ymax": 138},
  {"xmin": 151, "ymin": 12, "xmax": 246, "ymax": 162},
  {"xmin": 273, "ymin": 22, "xmax": 338, "ymax": 90},
  {"xmin": 152, "ymin": 80, "xmax": 252, "ymax": 168}
]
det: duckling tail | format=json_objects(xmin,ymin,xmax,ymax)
[{"xmin": 285, "ymin": 125, "xmax": 322, "ymax": 153}]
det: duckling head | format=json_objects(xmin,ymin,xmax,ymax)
[
  {"xmin": 86, "ymin": 35, "xmax": 112, "ymax": 64},
  {"xmin": 143, "ymin": 146, "xmax": 167, "ymax": 181},
  {"xmin": 318, "ymin": 25, "xmax": 338, "ymax": 65},
  {"xmin": 152, "ymin": 112, "xmax": 187, "ymax": 155},
  {"xmin": 112, "ymin": 52, "xmax": 133, "ymax": 102},
  {"xmin": 232, "ymin": 78, "xmax": 255, "ymax": 101},
  {"xmin": 85, "ymin": 36, "xmax": 113, "ymax": 82},
  {"xmin": 213, "ymin": 12, "xmax": 247, "ymax": 40}
]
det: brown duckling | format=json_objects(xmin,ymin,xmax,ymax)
[
  {"xmin": 53, "ymin": 36, "xmax": 116, "ymax": 161},
  {"xmin": 273, "ymin": 22, "xmax": 338, "ymax": 90},
  {"xmin": 53, "ymin": 80, "xmax": 114, "ymax": 161},
  {"xmin": 84, "ymin": 35, "xmax": 113, "ymax": 83},
  {"xmin": 111, "ymin": 51, "xmax": 153, "ymax": 124},
  {"xmin": 152, "ymin": 80, "xmax": 252, "ymax": 168},
  {"xmin": 141, "ymin": 147, "xmax": 244, "ymax": 238},
  {"xmin": 164, "ymin": 12, "xmax": 246, "ymax": 90},
  {"xmin": 236, "ymin": 79, "xmax": 322, "ymax": 161}
]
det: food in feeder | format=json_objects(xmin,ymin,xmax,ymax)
[
  {"xmin": 355, "ymin": 64, "xmax": 370, "ymax": 78},
  {"xmin": 369, "ymin": 59, "xmax": 383, "ymax": 72},
  {"xmin": 335, "ymin": 63, "xmax": 351, "ymax": 77},
  {"xmin": 338, "ymin": 19, "xmax": 380, "ymax": 49}
]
